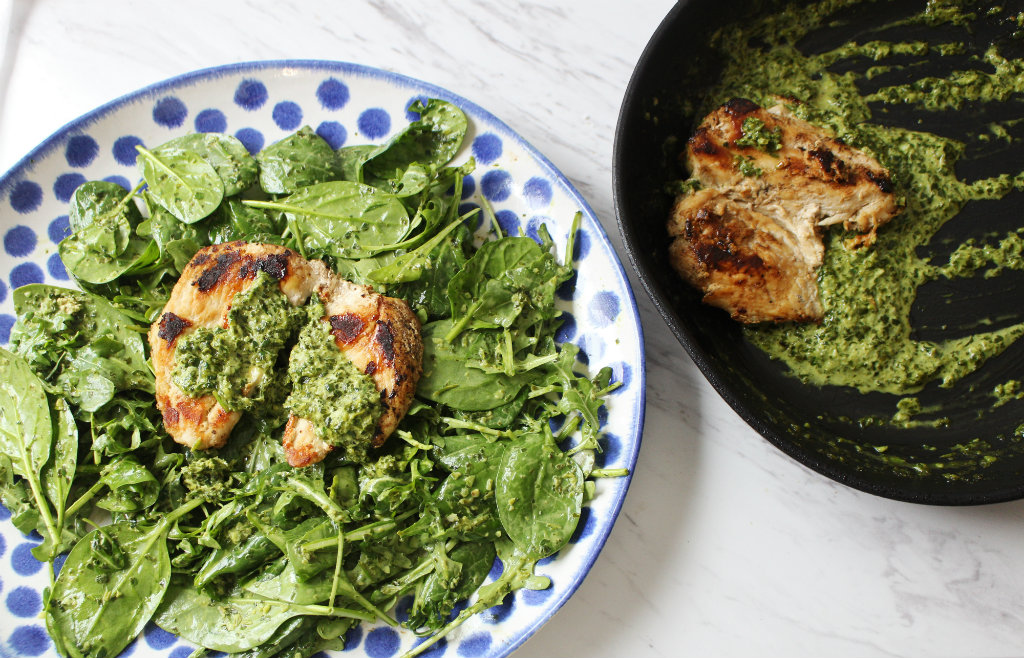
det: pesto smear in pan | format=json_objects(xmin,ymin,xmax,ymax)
[{"xmin": 696, "ymin": 0, "xmax": 1024, "ymax": 397}]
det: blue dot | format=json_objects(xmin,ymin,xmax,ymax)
[
  {"xmin": 8, "ymin": 625, "xmax": 49, "ymax": 657},
  {"xmin": 596, "ymin": 432, "xmax": 623, "ymax": 468},
  {"xmin": 0, "ymin": 502, "xmax": 9, "ymax": 521},
  {"xmin": 610, "ymin": 362, "xmax": 632, "ymax": 394},
  {"xmin": 394, "ymin": 595, "xmax": 414, "ymax": 623},
  {"xmin": 0, "ymin": 314, "xmax": 14, "ymax": 344},
  {"xmin": 5, "ymin": 225, "xmax": 37, "ymax": 257},
  {"xmin": 573, "ymin": 228, "xmax": 592, "ymax": 260},
  {"xmin": 412, "ymin": 635, "xmax": 447, "ymax": 657},
  {"xmin": 54, "ymin": 173, "xmax": 87, "ymax": 203},
  {"xmin": 358, "ymin": 108, "xmax": 391, "ymax": 140},
  {"xmin": 365, "ymin": 627, "xmax": 399, "ymax": 658},
  {"xmin": 481, "ymin": 171, "xmax": 511, "ymax": 202},
  {"xmin": 316, "ymin": 121, "xmax": 347, "ymax": 149},
  {"xmin": 272, "ymin": 101, "xmax": 303, "ymax": 131},
  {"xmin": 153, "ymin": 96, "xmax": 188, "ymax": 128},
  {"xmin": 65, "ymin": 135, "xmax": 99, "ymax": 168},
  {"xmin": 495, "ymin": 209, "xmax": 519, "ymax": 236},
  {"xmin": 235, "ymin": 79, "xmax": 268, "ymax": 111},
  {"xmin": 459, "ymin": 203, "xmax": 484, "ymax": 230},
  {"xmin": 481, "ymin": 594, "xmax": 514, "ymax": 624},
  {"xmin": 555, "ymin": 312, "xmax": 577, "ymax": 342},
  {"xmin": 557, "ymin": 269, "xmax": 578, "ymax": 300},
  {"xmin": 47, "ymin": 252, "xmax": 69, "ymax": 280},
  {"xmin": 461, "ymin": 175, "xmax": 476, "ymax": 200},
  {"xmin": 487, "ymin": 556, "xmax": 503, "ymax": 581},
  {"xmin": 472, "ymin": 134, "xmax": 502, "ymax": 165},
  {"xmin": 589, "ymin": 291, "xmax": 620, "ymax": 327},
  {"xmin": 341, "ymin": 623, "xmax": 363, "ymax": 651},
  {"xmin": 317, "ymin": 78, "xmax": 350, "ymax": 110},
  {"xmin": 405, "ymin": 94, "xmax": 430, "ymax": 122},
  {"xmin": 456, "ymin": 631, "xmax": 492, "ymax": 657},
  {"xmin": 570, "ymin": 506, "xmax": 595, "ymax": 543},
  {"xmin": 598, "ymin": 405, "xmax": 609, "ymax": 428},
  {"xmin": 7, "ymin": 586, "xmax": 41, "ymax": 617},
  {"xmin": 574, "ymin": 342, "xmax": 590, "ymax": 366},
  {"xmin": 195, "ymin": 108, "xmax": 227, "ymax": 133},
  {"xmin": 113, "ymin": 136, "xmax": 145, "ymax": 166},
  {"xmin": 9, "ymin": 180, "xmax": 42, "ymax": 214},
  {"xmin": 0, "ymin": 532, "xmax": 6, "ymax": 556},
  {"xmin": 119, "ymin": 638, "xmax": 139, "ymax": 657},
  {"xmin": 144, "ymin": 622, "xmax": 176, "ymax": 649},
  {"xmin": 104, "ymin": 175, "xmax": 131, "ymax": 191},
  {"xmin": 168, "ymin": 646, "xmax": 192, "ymax": 658},
  {"xmin": 10, "ymin": 263, "xmax": 44, "ymax": 289},
  {"xmin": 53, "ymin": 552, "xmax": 68, "ymax": 576},
  {"xmin": 522, "ymin": 584, "xmax": 554, "ymax": 606},
  {"xmin": 11, "ymin": 543, "xmax": 41, "ymax": 576},
  {"xmin": 580, "ymin": 333, "xmax": 605, "ymax": 361},
  {"xmin": 235, "ymin": 128, "xmax": 265, "ymax": 155},
  {"xmin": 525, "ymin": 215, "xmax": 550, "ymax": 245},
  {"xmin": 523, "ymin": 177, "xmax": 553, "ymax": 208}
]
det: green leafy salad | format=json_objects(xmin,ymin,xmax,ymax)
[{"xmin": 0, "ymin": 99, "xmax": 625, "ymax": 658}]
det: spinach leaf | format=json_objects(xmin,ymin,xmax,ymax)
[
  {"xmin": 33, "ymin": 397, "xmax": 80, "ymax": 561},
  {"xmin": 257, "ymin": 126, "xmax": 339, "ymax": 194},
  {"xmin": 244, "ymin": 181, "xmax": 410, "ymax": 258},
  {"xmin": 59, "ymin": 225, "xmax": 155, "ymax": 284},
  {"xmin": 97, "ymin": 455, "xmax": 159, "ymax": 512},
  {"xmin": 336, "ymin": 144, "xmax": 377, "ymax": 182},
  {"xmin": 361, "ymin": 99, "xmax": 468, "ymax": 196},
  {"xmin": 417, "ymin": 320, "xmax": 525, "ymax": 411},
  {"xmin": 409, "ymin": 541, "xmax": 495, "ymax": 631},
  {"xmin": 69, "ymin": 180, "xmax": 135, "ymax": 233},
  {"xmin": 137, "ymin": 144, "xmax": 224, "ymax": 223},
  {"xmin": 243, "ymin": 560, "xmax": 334, "ymax": 605},
  {"xmin": 495, "ymin": 433, "xmax": 583, "ymax": 558},
  {"xmin": 154, "ymin": 132, "xmax": 257, "ymax": 196}
]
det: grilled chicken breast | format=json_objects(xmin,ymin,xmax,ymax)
[
  {"xmin": 149, "ymin": 241, "xmax": 422, "ymax": 465},
  {"xmin": 667, "ymin": 98, "xmax": 900, "ymax": 323}
]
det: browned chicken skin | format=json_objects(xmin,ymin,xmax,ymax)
[
  {"xmin": 667, "ymin": 98, "xmax": 901, "ymax": 323},
  {"xmin": 148, "ymin": 241, "xmax": 422, "ymax": 466}
]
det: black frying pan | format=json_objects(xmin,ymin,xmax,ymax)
[{"xmin": 614, "ymin": 0, "xmax": 1024, "ymax": 504}]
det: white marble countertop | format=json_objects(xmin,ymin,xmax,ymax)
[{"xmin": 3, "ymin": 1, "xmax": 1024, "ymax": 656}]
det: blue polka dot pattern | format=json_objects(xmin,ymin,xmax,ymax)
[
  {"xmin": 317, "ymin": 78, "xmax": 350, "ymax": 110},
  {"xmin": 481, "ymin": 170, "xmax": 512, "ymax": 202},
  {"xmin": 7, "ymin": 586, "xmax": 42, "ymax": 617},
  {"xmin": 47, "ymin": 252, "xmax": 69, "ymax": 280},
  {"xmin": 195, "ymin": 108, "xmax": 228, "ymax": 133},
  {"xmin": 65, "ymin": 135, "xmax": 99, "ymax": 168},
  {"xmin": 144, "ymin": 621, "xmax": 176, "ymax": 649},
  {"xmin": 235, "ymin": 79, "xmax": 269, "ymax": 110},
  {"xmin": 103, "ymin": 175, "xmax": 131, "ymax": 191},
  {"xmin": 573, "ymin": 227, "xmax": 591, "ymax": 261},
  {"xmin": 153, "ymin": 96, "xmax": 188, "ymax": 128},
  {"xmin": 0, "ymin": 531, "xmax": 6, "ymax": 556},
  {"xmin": 574, "ymin": 341, "xmax": 590, "ymax": 365},
  {"xmin": 589, "ymin": 291, "xmax": 621, "ymax": 327},
  {"xmin": 365, "ymin": 627, "xmax": 399, "ymax": 658},
  {"xmin": 482, "ymin": 594, "xmax": 514, "ymax": 624},
  {"xmin": 53, "ymin": 173, "xmax": 86, "ymax": 203},
  {"xmin": 4, "ymin": 225, "xmax": 37, "ymax": 257},
  {"xmin": 10, "ymin": 262, "xmax": 44, "ymax": 289},
  {"xmin": 316, "ymin": 121, "xmax": 347, "ymax": 149},
  {"xmin": 273, "ymin": 101, "xmax": 303, "ymax": 130},
  {"xmin": 0, "ymin": 314, "xmax": 14, "ymax": 344},
  {"xmin": 525, "ymin": 215, "xmax": 550, "ymax": 245},
  {"xmin": 341, "ymin": 622, "xmax": 363, "ymax": 651},
  {"xmin": 556, "ymin": 269, "xmax": 577, "ymax": 301},
  {"xmin": 581, "ymin": 333, "xmax": 605, "ymax": 362},
  {"xmin": 611, "ymin": 361, "xmax": 632, "ymax": 394},
  {"xmin": 113, "ymin": 136, "xmax": 145, "ymax": 166},
  {"xmin": 169, "ymin": 646, "xmax": 193, "ymax": 658},
  {"xmin": 570, "ymin": 506, "xmax": 595, "ymax": 543},
  {"xmin": 495, "ymin": 209, "xmax": 519, "ymax": 236},
  {"xmin": 596, "ymin": 432, "xmax": 623, "ymax": 468},
  {"xmin": 487, "ymin": 556, "xmax": 503, "ymax": 581},
  {"xmin": 522, "ymin": 584, "xmax": 554, "ymax": 606},
  {"xmin": 235, "ymin": 128, "xmax": 265, "ymax": 155},
  {"xmin": 394, "ymin": 596, "xmax": 414, "ymax": 623},
  {"xmin": 471, "ymin": 133, "xmax": 502, "ymax": 164},
  {"xmin": 523, "ymin": 177, "xmax": 553, "ymax": 208},
  {"xmin": 8, "ymin": 625, "xmax": 49, "ymax": 656},
  {"xmin": 597, "ymin": 405, "xmax": 609, "ymax": 429},
  {"xmin": 11, "ymin": 542, "xmax": 41, "ymax": 576},
  {"xmin": 458, "ymin": 203, "xmax": 484, "ymax": 230},
  {"xmin": 555, "ymin": 312, "xmax": 577, "ymax": 342},
  {"xmin": 456, "ymin": 631, "xmax": 492, "ymax": 657},
  {"xmin": 52, "ymin": 552, "xmax": 67, "ymax": 576},
  {"xmin": 405, "ymin": 94, "xmax": 430, "ymax": 121},
  {"xmin": 358, "ymin": 108, "xmax": 391, "ymax": 140},
  {"xmin": 9, "ymin": 181, "xmax": 42, "ymax": 214},
  {"xmin": 461, "ymin": 175, "xmax": 476, "ymax": 200},
  {"xmin": 412, "ymin": 635, "xmax": 448, "ymax": 657},
  {"xmin": 120, "ymin": 637, "xmax": 139, "ymax": 657}
]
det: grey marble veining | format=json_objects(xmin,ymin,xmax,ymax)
[{"xmin": 3, "ymin": 1, "xmax": 1024, "ymax": 656}]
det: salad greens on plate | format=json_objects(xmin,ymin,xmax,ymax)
[{"xmin": 0, "ymin": 98, "xmax": 624, "ymax": 658}]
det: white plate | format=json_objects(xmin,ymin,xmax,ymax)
[{"xmin": 0, "ymin": 60, "xmax": 645, "ymax": 658}]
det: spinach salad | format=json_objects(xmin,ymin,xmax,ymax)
[{"xmin": 0, "ymin": 99, "xmax": 625, "ymax": 658}]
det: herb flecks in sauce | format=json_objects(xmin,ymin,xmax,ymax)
[{"xmin": 701, "ymin": 0, "xmax": 1024, "ymax": 397}]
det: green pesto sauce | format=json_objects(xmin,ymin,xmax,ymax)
[
  {"xmin": 698, "ymin": 0, "xmax": 1024, "ymax": 398},
  {"xmin": 171, "ymin": 271, "xmax": 381, "ymax": 460},
  {"xmin": 284, "ymin": 303, "xmax": 382, "ymax": 464}
]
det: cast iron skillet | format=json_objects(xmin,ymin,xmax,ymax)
[{"xmin": 614, "ymin": 0, "xmax": 1024, "ymax": 504}]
